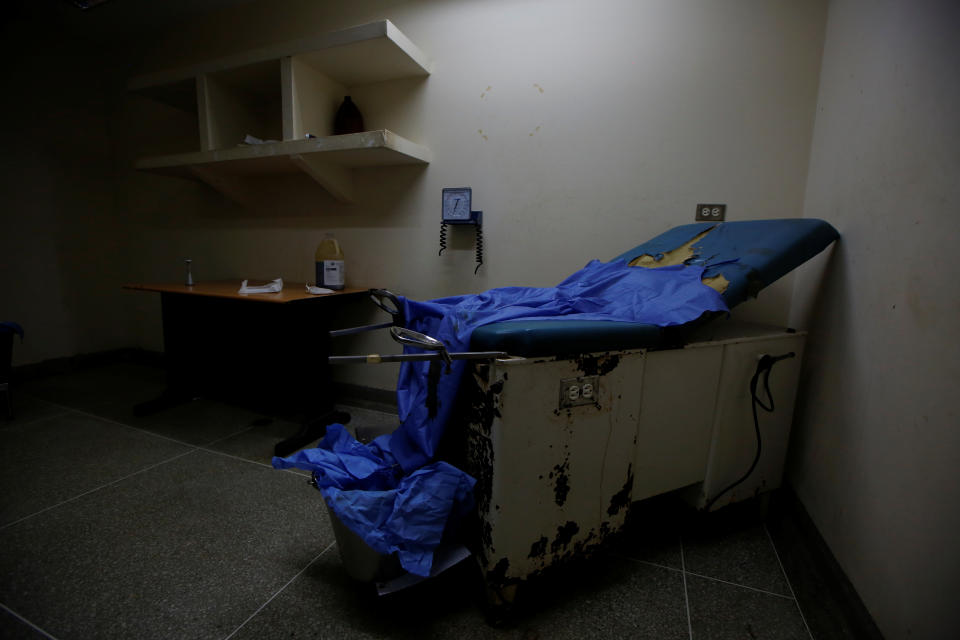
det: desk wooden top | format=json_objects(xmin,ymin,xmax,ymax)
[{"xmin": 123, "ymin": 281, "xmax": 368, "ymax": 304}]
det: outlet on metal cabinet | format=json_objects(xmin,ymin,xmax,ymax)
[{"xmin": 559, "ymin": 376, "xmax": 599, "ymax": 409}]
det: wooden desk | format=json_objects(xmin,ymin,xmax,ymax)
[
  {"xmin": 124, "ymin": 280, "xmax": 369, "ymax": 455},
  {"xmin": 124, "ymin": 280, "xmax": 367, "ymax": 303}
]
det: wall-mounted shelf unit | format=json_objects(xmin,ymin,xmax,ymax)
[{"xmin": 129, "ymin": 20, "xmax": 431, "ymax": 204}]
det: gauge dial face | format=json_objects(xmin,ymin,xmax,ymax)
[{"xmin": 442, "ymin": 187, "xmax": 472, "ymax": 222}]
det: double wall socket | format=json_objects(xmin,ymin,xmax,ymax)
[
  {"xmin": 559, "ymin": 376, "xmax": 599, "ymax": 409},
  {"xmin": 696, "ymin": 204, "xmax": 726, "ymax": 221}
]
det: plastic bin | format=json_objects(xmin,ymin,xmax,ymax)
[{"xmin": 324, "ymin": 500, "xmax": 403, "ymax": 583}]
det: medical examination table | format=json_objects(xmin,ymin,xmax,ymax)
[{"xmin": 324, "ymin": 218, "xmax": 839, "ymax": 607}]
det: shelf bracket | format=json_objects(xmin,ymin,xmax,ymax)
[
  {"xmin": 186, "ymin": 165, "xmax": 259, "ymax": 207},
  {"xmin": 290, "ymin": 154, "xmax": 354, "ymax": 203}
]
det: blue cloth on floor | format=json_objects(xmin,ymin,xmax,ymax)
[{"xmin": 273, "ymin": 258, "xmax": 728, "ymax": 576}]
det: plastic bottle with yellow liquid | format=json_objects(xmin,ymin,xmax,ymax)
[{"xmin": 315, "ymin": 233, "xmax": 345, "ymax": 290}]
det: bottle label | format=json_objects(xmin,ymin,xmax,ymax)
[{"xmin": 322, "ymin": 260, "xmax": 345, "ymax": 288}]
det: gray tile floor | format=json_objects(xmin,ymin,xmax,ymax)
[{"xmin": 0, "ymin": 363, "xmax": 835, "ymax": 639}]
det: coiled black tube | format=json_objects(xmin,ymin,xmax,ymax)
[
  {"xmin": 474, "ymin": 224, "xmax": 484, "ymax": 274},
  {"xmin": 439, "ymin": 222, "xmax": 448, "ymax": 256}
]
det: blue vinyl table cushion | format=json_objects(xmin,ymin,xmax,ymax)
[{"xmin": 471, "ymin": 219, "xmax": 838, "ymax": 356}]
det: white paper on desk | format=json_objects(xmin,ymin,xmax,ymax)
[
  {"xmin": 305, "ymin": 284, "xmax": 334, "ymax": 295},
  {"xmin": 238, "ymin": 278, "xmax": 283, "ymax": 294}
]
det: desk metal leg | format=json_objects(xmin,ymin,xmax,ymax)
[
  {"xmin": 134, "ymin": 292, "xmax": 202, "ymax": 416},
  {"xmin": 137, "ymin": 291, "xmax": 358, "ymax": 456},
  {"xmin": 133, "ymin": 389, "xmax": 194, "ymax": 416},
  {"xmin": 273, "ymin": 409, "xmax": 351, "ymax": 458},
  {"xmin": 272, "ymin": 298, "xmax": 350, "ymax": 456}
]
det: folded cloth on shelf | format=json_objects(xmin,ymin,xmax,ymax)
[{"xmin": 274, "ymin": 257, "xmax": 729, "ymax": 576}]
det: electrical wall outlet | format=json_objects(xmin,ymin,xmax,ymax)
[
  {"xmin": 559, "ymin": 376, "xmax": 599, "ymax": 409},
  {"xmin": 696, "ymin": 204, "xmax": 726, "ymax": 221}
]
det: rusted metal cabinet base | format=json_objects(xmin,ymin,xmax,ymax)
[
  {"xmin": 463, "ymin": 324, "xmax": 805, "ymax": 609},
  {"xmin": 464, "ymin": 350, "xmax": 644, "ymax": 608}
]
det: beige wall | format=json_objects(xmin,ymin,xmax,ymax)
[
  {"xmin": 788, "ymin": 0, "xmax": 960, "ymax": 637},
  {"xmin": 111, "ymin": 0, "xmax": 828, "ymax": 390},
  {"xmin": 0, "ymin": 17, "xmax": 138, "ymax": 365}
]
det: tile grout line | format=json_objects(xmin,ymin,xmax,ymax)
[
  {"xmin": 0, "ymin": 409, "xmax": 72, "ymax": 430},
  {"xmin": 0, "ymin": 599, "xmax": 63, "ymax": 640},
  {"xmin": 196, "ymin": 445, "xmax": 312, "ymax": 478},
  {"xmin": 221, "ymin": 541, "xmax": 337, "ymax": 640},
  {"xmin": 765, "ymin": 523, "xmax": 815, "ymax": 640},
  {"xmin": 683, "ymin": 570, "xmax": 796, "ymax": 600},
  {"xmin": 40, "ymin": 401, "xmax": 312, "ymax": 478},
  {"xmin": 613, "ymin": 553, "xmax": 684, "ymax": 574},
  {"xmin": 41, "ymin": 402, "xmax": 304, "ymax": 476},
  {"xmin": 199, "ymin": 424, "xmax": 257, "ymax": 448},
  {"xmin": 0, "ymin": 450, "xmax": 198, "ymax": 532},
  {"xmin": 679, "ymin": 536, "xmax": 693, "ymax": 640},
  {"xmin": 617, "ymin": 552, "xmax": 798, "ymax": 601},
  {"xmin": 39, "ymin": 401, "xmax": 200, "ymax": 448}
]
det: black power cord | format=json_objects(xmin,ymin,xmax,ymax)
[
  {"xmin": 439, "ymin": 222, "xmax": 484, "ymax": 275},
  {"xmin": 439, "ymin": 222, "xmax": 448, "ymax": 256},
  {"xmin": 703, "ymin": 351, "xmax": 795, "ymax": 512},
  {"xmin": 474, "ymin": 224, "xmax": 484, "ymax": 274}
]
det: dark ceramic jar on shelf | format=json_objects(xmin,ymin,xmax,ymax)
[{"xmin": 333, "ymin": 96, "xmax": 364, "ymax": 135}]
